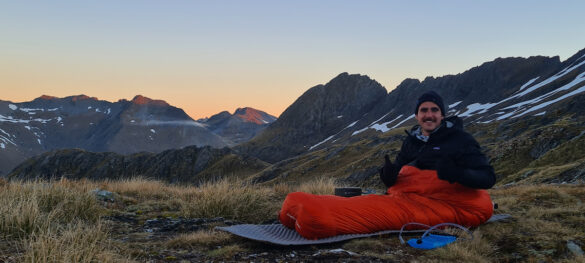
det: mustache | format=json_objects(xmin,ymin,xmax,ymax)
[{"xmin": 422, "ymin": 117, "xmax": 437, "ymax": 122}]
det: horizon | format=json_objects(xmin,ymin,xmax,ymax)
[{"xmin": 2, "ymin": 1, "xmax": 585, "ymax": 119}]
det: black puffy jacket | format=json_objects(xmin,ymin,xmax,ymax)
[{"xmin": 380, "ymin": 116, "xmax": 496, "ymax": 189}]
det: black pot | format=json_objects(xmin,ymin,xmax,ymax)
[{"xmin": 334, "ymin": 187, "xmax": 362, "ymax": 197}]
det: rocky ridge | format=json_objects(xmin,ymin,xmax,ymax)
[{"xmin": 7, "ymin": 146, "xmax": 269, "ymax": 184}]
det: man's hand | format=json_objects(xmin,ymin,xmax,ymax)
[
  {"xmin": 436, "ymin": 155, "xmax": 464, "ymax": 183},
  {"xmin": 380, "ymin": 154, "xmax": 399, "ymax": 187},
  {"xmin": 384, "ymin": 154, "xmax": 392, "ymax": 166},
  {"xmin": 379, "ymin": 154, "xmax": 393, "ymax": 175}
]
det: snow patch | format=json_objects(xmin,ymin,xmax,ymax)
[
  {"xmin": 533, "ymin": 112, "xmax": 546, "ymax": 116},
  {"xmin": 518, "ymin": 77, "xmax": 540, "ymax": 92},
  {"xmin": 0, "ymin": 128, "xmax": 16, "ymax": 147},
  {"xmin": 352, "ymin": 126, "xmax": 369, "ymax": 136},
  {"xmin": 390, "ymin": 115, "xmax": 414, "ymax": 129},
  {"xmin": 337, "ymin": 115, "xmax": 343, "ymax": 119},
  {"xmin": 8, "ymin": 104, "xmax": 17, "ymax": 110},
  {"xmin": 459, "ymin": 103, "xmax": 498, "ymax": 117},
  {"xmin": 37, "ymin": 139, "xmax": 42, "ymax": 144},
  {"xmin": 0, "ymin": 143, "xmax": 5, "ymax": 149},
  {"xmin": 496, "ymin": 111, "xmax": 517, "ymax": 121},
  {"xmin": 0, "ymin": 114, "xmax": 29, "ymax": 123},
  {"xmin": 0, "ymin": 128, "xmax": 12, "ymax": 137},
  {"xmin": 449, "ymin": 101, "xmax": 462, "ymax": 108},
  {"xmin": 107, "ymin": 108, "xmax": 111, "ymax": 114},
  {"xmin": 19, "ymin": 108, "xmax": 44, "ymax": 112},
  {"xmin": 88, "ymin": 106, "xmax": 92, "ymax": 110},
  {"xmin": 309, "ymin": 119, "xmax": 365, "ymax": 150},
  {"xmin": 352, "ymin": 114, "xmax": 406, "ymax": 135},
  {"xmin": 309, "ymin": 135, "xmax": 335, "ymax": 150},
  {"xmin": 150, "ymin": 129, "xmax": 156, "ymax": 133},
  {"xmin": 345, "ymin": 121, "xmax": 358, "ymax": 129},
  {"xmin": 25, "ymin": 126, "xmax": 31, "ymax": 130}
]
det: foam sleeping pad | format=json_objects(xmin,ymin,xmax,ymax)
[{"xmin": 216, "ymin": 214, "xmax": 510, "ymax": 245}]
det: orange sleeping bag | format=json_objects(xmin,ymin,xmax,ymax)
[{"xmin": 279, "ymin": 165, "xmax": 493, "ymax": 239}]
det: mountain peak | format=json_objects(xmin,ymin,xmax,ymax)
[
  {"xmin": 37, "ymin": 95, "xmax": 59, "ymax": 100},
  {"xmin": 69, "ymin": 95, "xmax": 98, "ymax": 102},
  {"xmin": 131, "ymin": 95, "xmax": 169, "ymax": 106},
  {"xmin": 234, "ymin": 107, "xmax": 276, "ymax": 125},
  {"xmin": 33, "ymin": 94, "xmax": 98, "ymax": 102}
]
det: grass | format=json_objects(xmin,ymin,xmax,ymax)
[
  {"xmin": 22, "ymin": 221, "xmax": 123, "ymax": 263},
  {"xmin": 165, "ymin": 229, "xmax": 233, "ymax": 249},
  {"xmin": 2, "ymin": 177, "xmax": 585, "ymax": 262},
  {"xmin": 0, "ymin": 179, "xmax": 127, "ymax": 262}
]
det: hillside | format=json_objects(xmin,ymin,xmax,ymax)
[
  {"xmin": 7, "ymin": 146, "xmax": 269, "ymax": 185},
  {"xmin": 1, "ymin": 178, "xmax": 583, "ymax": 262}
]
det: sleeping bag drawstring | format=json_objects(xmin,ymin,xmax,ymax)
[{"xmin": 399, "ymin": 222, "xmax": 473, "ymax": 249}]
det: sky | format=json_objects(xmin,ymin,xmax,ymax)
[{"xmin": 1, "ymin": 1, "xmax": 584, "ymax": 119}]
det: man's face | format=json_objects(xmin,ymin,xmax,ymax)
[{"xmin": 415, "ymin": 101, "xmax": 444, "ymax": 136}]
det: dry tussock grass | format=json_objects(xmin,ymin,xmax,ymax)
[
  {"xmin": 0, "ymin": 180, "xmax": 126, "ymax": 262},
  {"xmin": 165, "ymin": 229, "xmax": 232, "ymax": 249},
  {"xmin": 3, "ymin": 176, "xmax": 584, "ymax": 262},
  {"xmin": 0, "ymin": 180, "xmax": 102, "ymax": 238},
  {"xmin": 206, "ymin": 244, "xmax": 245, "ymax": 259},
  {"xmin": 424, "ymin": 229, "xmax": 493, "ymax": 263},
  {"xmin": 296, "ymin": 176, "xmax": 339, "ymax": 195},
  {"xmin": 485, "ymin": 184, "xmax": 585, "ymax": 261},
  {"xmin": 179, "ymin": 178, "xmax": 279, "ymax": 222},
  {"xmin": 23, "ymin": 221, "xmax": 128, "ymax": 263},
  {"xmin": 101, "ymin": 177, "xmax": 172, "ymax": 200}
]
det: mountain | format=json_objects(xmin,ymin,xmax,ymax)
[
  {"xmin": 292, "ymin": 49, "xmax": 585, "ymax": 152},
  {"xmin": 0, "ymin": 95, "xmax": 228, "ymax": 176},
  {"xmin": 237, "ymin": 73, "xmax": 388, "ymax": 163},
  {"xmin": 198, "ymin": 107, "xmax": 277, "ymax": 145}
]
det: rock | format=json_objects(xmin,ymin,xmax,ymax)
[
  {"xmin": 92, "ymin": 188, "xmax": 115, "ymax": 202},
  {"xmin": 312, "ymin": 248, "xmax": 359, "ymax": 257},
  {"xmin": 567, "ymin": 240, "xmax": 584, "ymax": 257},
  {"xmin": 143, "ymin": 217, "xmax": 226, "ymax": 233}
]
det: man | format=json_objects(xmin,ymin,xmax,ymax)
[
  {"xmin": 280, "ymin": 91, "xmax": 495, "ymax": 239},
  {"xmin": 380, "ymin": 91, "xmax": 496, "ymax": 189}
]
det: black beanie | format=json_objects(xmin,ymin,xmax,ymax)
[{"xmin": 414, "ymin": 91, "xmax": 445, "ymax": 116}]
